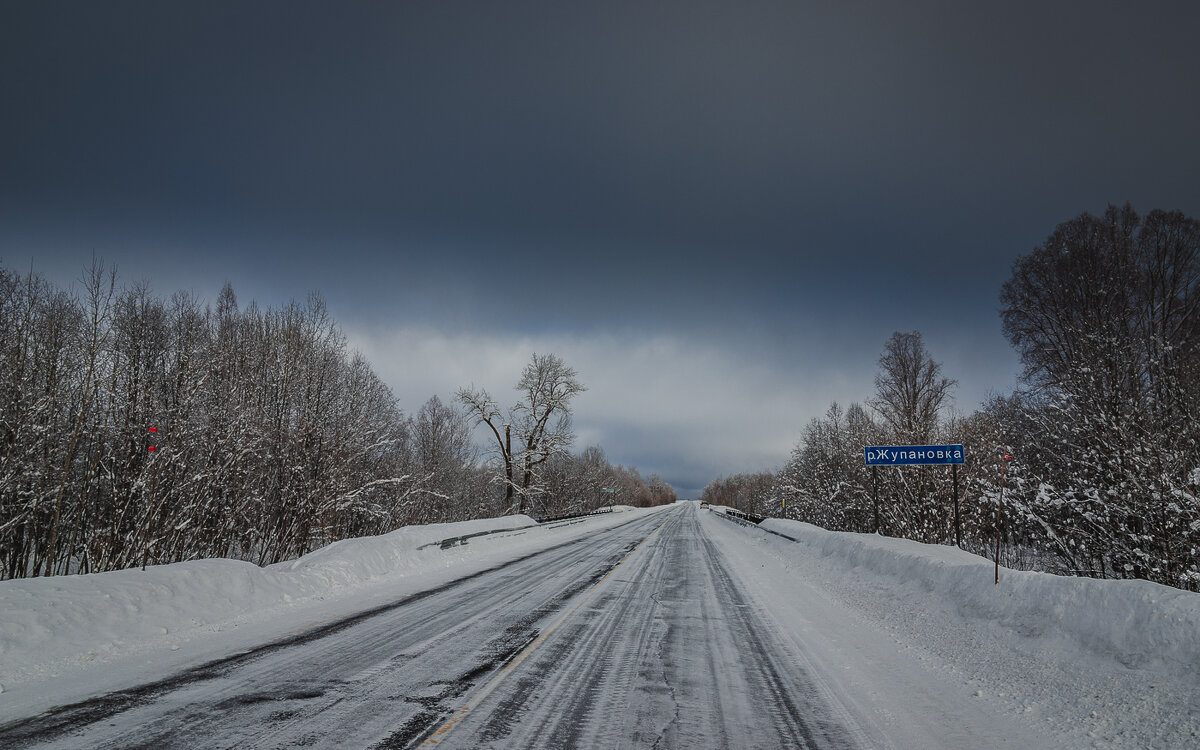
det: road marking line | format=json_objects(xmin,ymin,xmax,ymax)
[{"xmin": 418, "ymin": 514, "xmax": 672, "ymax": 747}]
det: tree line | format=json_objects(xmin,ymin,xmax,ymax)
[
  {"xmin": 0, "ymin": 263, "xmax": 672, "ymax": 579},
  {"xmin": 703, "ymin": 205, "xmax": 1199, "ymax": 591}
]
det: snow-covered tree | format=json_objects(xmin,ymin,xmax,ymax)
[
  {"xmin": 999, "ymin": 205, "xmax": 1200, "ymax": 589},
  {"xmin": 773, "ymin": 332, "xmax": 960, "ymax": 542}
]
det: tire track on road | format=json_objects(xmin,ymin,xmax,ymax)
[{"xmin": 428, "ymin": 504, "xmax": 860, "ymax": 750}]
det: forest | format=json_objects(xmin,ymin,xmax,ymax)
[
  {"xmin": 0, "ymin": 265, "xmax": 673, "ymax": 579},
  {"xmin": 703, "ymin": 205, "xmax": 1200, "ymax": 592}
]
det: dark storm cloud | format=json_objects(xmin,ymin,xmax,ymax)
[
  {"xmin": 7, "ymin": 2, "xmax": 1197, "ymax": 252},
  {"xmin": 4, "ymin": 1, "xmax": 1199, "ymax": 493}
]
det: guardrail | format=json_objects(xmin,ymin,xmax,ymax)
[
  {"xmin": 724, "ymin": 508, "xmax": 766, "ymax": 524},
  {"xmin": 534, "ymin": 507, "xmax": 615, "ymax": 524},
  {"xmin": 709, "ymin": 508, "xmax": 804, "ymax": 543},
  {"xmin": 418, "ymin": 508, "xmax": 618, "ymax": 551},
  {"xmin": 417, "ymin": 525, "xmax": 538, "ymax": 551},
  {"xmin": 713, "ymin": 512, "xmax": 757, "ymax": 530}
]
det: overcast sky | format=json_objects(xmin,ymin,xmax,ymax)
[{"xmin": 4, "ymin": 2, "xmax": 1199, "ymax": 496}]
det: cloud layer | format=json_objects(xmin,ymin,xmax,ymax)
[{"xmin": 4, "ymin": 1, "xmax": 1194, "ymax": 496}]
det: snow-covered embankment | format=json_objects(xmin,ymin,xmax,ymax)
[{"xmin": 758, "ymin": 518, "xmax": 1200, "ymax": 678}]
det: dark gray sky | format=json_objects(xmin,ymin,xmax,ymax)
[{"xmin": 4, "ymin": 1, "xmax": 1199, "ymax": 496}]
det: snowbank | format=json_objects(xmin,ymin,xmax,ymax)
[
  {"xmin": 0, "ymin": 517, "xmax": 529, "ymax": 684},
  {"xmin": 759, "ymin": 518, "xmax": 1200, "ymax": 677}
]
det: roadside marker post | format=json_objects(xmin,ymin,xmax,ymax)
[
  {"xmin": 142, "ymin": 426, "xmax": 161, "ymax": 570},
  {"xmin": 871, "ymin": 467, "xmax": 880, "ymax": 534}
]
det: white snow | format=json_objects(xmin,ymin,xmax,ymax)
[
  {"xmin": 757, "ymin": 518, "xmax": 1200, "ymax": 678},
  {"xmin": 3, "ymin": 502, "xmax": 1198, "ymax": 748},
  {"xmin": 708, "ymin": 512, "xmax": 1200, "ymax": 749}
]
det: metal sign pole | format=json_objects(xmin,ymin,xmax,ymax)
[
  {"xmin": 872, "ymin": 466, "xmax": 879, "ymax": 534},
  {"xmin": 952, "ymin": 463, "xmax": 960, "ymax": 548}
]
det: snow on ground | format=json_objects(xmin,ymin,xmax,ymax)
[
  {"xmin": 708, "ymin": 511, "xmax": 1200, "ymax": 750},
  {"xmin": 757, "ymin": 518, "xmax": 1200, "ymax": 680},
  {"xmin": 0, "ymin": 506, "xmax": 657, "ymax": 721},
  {"xmin": 4, "ymin": 502, "xmax": 1198, "ymax": 748}
]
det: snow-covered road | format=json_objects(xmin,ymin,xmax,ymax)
[
  {"xmin": 425, "ymin": 503, "xmax": 859, "ymax": 749},
  {"xmin": 0, "ymin": 505, "xmax": 857, "ymax": 749},
  {"xmin": 3, "ymin": 502, "xmax": 1195, "ymax": 749}
]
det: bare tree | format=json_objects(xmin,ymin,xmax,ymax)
[
  {"xmin": 2, "ymin": 265, "xmax": 682, "ymax": 577},
  {"xmin": 870, "ymin": 331, "xmax": 956, "ymax": 444},
  {"xmin": 41, "ymin": 259, "xmax": 115, "ymax": 576},
  {"xmin": 457, "ymin": 353, "xmax": 586, "ymax": 514},
  {"xmin": 512, "ymin": 353, "xmax": 586, "ymax": 508},
  {"xmin": 405, "ymin": 395, "xmax": 478, "ymax": 522},
  {"xmin": 0, "ymin": 267, "xmax": 435, "ymax": 578},
  {"xmin": 455, "ymin": 387, "xmax": 514, "ymax": 509}
]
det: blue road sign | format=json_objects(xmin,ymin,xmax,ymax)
[{"xmin": 864, "ymin": 444, "xmax": 965, "ymax": 466}]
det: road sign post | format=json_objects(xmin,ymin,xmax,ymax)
[
  {"xmin": 143, "ymin": 426, "xmax": 160, "ymax": 570},
  {"xmin": 871, "ymin": 467, "xmax": 880, "ymax": 534},
  {"xmin": 952, "ymin": 463, "xmax": 960, "ymax": 548},
  {"xmin": 863, "ymin": 444, "xmax": 966, "ymax": 543}
]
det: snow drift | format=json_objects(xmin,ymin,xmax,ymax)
[
  {"xmin": 1, "ymin": 516, "xmax": 540, "ymax": 684},
  {"xmin": 759, "ymin": 517, "xmax": 1200, "ymax": 677}
]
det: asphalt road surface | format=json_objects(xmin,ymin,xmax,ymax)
[{"xmin": 0, "ymin": 505, "xmax": 862, "ymax": 749}]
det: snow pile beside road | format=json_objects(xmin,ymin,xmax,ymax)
[
  {"xmin": 0, "ymin": 515, "xmax": 533, "ymax": 698},
  {"xmin": 759, "ymin": 518, "xmax": 1200, "ymax": 677}
]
